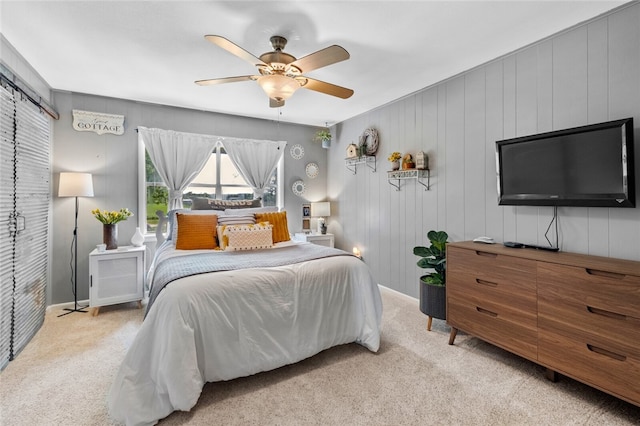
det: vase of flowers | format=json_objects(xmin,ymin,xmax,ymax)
[
  {"xmin": 388, "ymin": 152, "xmax": 401, "ymax": 170},
  {"xmin": 91, "ymin": 208, "xmax": 133, "ymax": 250}
]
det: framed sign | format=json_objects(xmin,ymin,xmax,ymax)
[
  {"xmin": 302, "ymin": 203, "xmax": 311, "ymax": 232},
  {"xmin": 72, "ymin": 110, "xmax": 125, "ymax": 135}
]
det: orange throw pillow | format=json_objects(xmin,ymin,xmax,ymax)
[
  {"xmin": 254, "ymin": 211, "xmax": 290, "ymax": 243},
  {"xmin": 175, "ymin": 213, "xmax": 218, "ymax": 250}
]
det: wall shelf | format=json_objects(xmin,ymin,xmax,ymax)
[
  {"xmin": 345, "ymin": 155, "xmax": 376, "ymax": 174},
  {"xmin": 387, "ymin": 169, "xmax": 430, "ymax": 191}
]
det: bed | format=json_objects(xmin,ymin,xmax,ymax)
[{"xmin": 107, "ymin": 208, "xmax": 383, "ymax": 426}]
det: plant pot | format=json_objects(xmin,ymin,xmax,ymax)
[
  {"xmin": 390, "ymin": 161, "xmax": 400, "ymax": 171},
  {"xmin": 103, "ymin": 224, "xmax": 118, "ymax": 250},
  {"xmin": 402, "ymin": 162, "xmax": 415, "ymax": 170},
  {"xmin": 419, "ymin": 279, "xmax": 446, "ymax": 320},
  {"xmin": 321, "ymin": 138, "xmax": 331, "ymax": 149}
]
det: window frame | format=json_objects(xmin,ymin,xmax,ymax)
[{"xmin": 137, "ymin": 138, "xmax": 284, "ymax": 237}]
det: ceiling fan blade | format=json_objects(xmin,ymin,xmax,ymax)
[
  {"xmin": 204, "ymin": 35, "xmax": 267, "ymax": 67},
  {"xmin": 289, "ymin": 45, "xmax": 349, "ymax": 73},
  {"xmin": 299, "ymin": 77, "xmax": 354, "ymax": 99},
  {"xmin": 270, "ymin": 98, "xmax": 285, "ymax": 108},
  {"xmin": 195, "ymin": 75, "xmax": 257, "ymax": 86}
]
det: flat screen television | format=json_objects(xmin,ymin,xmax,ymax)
[{"xmin": 496, "ymin": 117, "xmax": 635, "ymax": 207}]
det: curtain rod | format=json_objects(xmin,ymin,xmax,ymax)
[{"xmin": 0, "ymin": 63, "xmax": 59, "ymax": 120}]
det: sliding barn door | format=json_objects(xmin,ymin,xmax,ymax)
[
  {"xmin": 0, "ymin": 85, "xmax": 16, "ymax": 369},
  {"xmin": 0, "ymin": 84, "xmax": 50, "ymax": 369}
]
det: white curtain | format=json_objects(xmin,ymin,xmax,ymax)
[
  {"xmin": 138, "ymin": 127, "xmax": 218, "ymax": 210},
  {"xmin": 220, "ymin": 137, "xmax": 287, "ymax": 199}
]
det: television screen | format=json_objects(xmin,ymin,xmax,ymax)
[{"xmin": 496, "ymin": 118, "xmax": 635, "ymax": 207}]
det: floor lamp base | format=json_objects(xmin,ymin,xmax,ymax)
[{"xmin": 58, "ymin": 306, "xmax": 88, "ymax": 317}]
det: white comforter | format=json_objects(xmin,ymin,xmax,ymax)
[{"xmin": 107, "ymin": 242, "xmax": 382, "ymax": 426}]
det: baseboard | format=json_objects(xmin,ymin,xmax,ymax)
[{"xmin": 378, "ymin": 284, "xmax": 418, "ymax": 304}]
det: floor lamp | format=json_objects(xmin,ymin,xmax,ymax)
[{"xmin": 58, "ymin": 172, "xmax": 94, "ymax": 317}]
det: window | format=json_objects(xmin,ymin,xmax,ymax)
[{"xmin": 138, "ymin": 141, "xmax": 282, "ymax": 234}]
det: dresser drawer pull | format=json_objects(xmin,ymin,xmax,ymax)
[
  {"xmin": 586, "ymin": 344, "xmax": 626, "ymax": 362},
  {"xmin": 587, "ymin": 306, "xmax": 627, "ymax": 321},
  {"xmin": 476, "ymin": 278, "xmax": 498, "ymax": 287},
  {"xmin": 585, "ymin": 269, "xmax": 625, "ymax": 280},
  {"xmin": 476, "ymin": 307, "xmax": 498, "ymax": 317},
  {"xmin": 475, "ymin": 251, "xmax": 497, "ymax": 258}
]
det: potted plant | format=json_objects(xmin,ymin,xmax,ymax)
[
  {"xmin": 387, "ymin": 152, "xmax": 401, "ymax": 170},
  {"xmin": 413, "ymin": 230, "xmax": 448, "ymax": 329},
  {"xmin": 314, "ymin": 128, "xmax": 332, "ymax": 149}
]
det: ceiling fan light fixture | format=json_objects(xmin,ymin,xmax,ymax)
[{"xmin": 257, "ymin": 74, "xmax": 300, "ymax": 102}]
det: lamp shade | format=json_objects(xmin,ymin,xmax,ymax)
[
  {"xmin": 257, "ymin": 75, "xmax": 301, "ymax": 101},
  {"xmin": 58, "ymin": 172, "xmax": 94, "ymax": 197},
  {"xmin": 310, "ymin": 201, "xmax": 330, "ymax": 217}
]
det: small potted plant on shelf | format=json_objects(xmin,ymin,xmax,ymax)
[
  {"xmin": 413, "ymin": 230, "xmax": 448, "ymax": 330},
  {"xmin": 314, "ymin": 128, "xmax": 332, "ymax": 149},
  {"xmin": 388, "ymin": 152, "xmax": 401, "ymax": 170}
]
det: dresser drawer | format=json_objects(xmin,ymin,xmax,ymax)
[
  {"xmin": 447, "ymin": 246, "xmax": 536, "ymax": 293},
  {"xmin": 538, "ymin": 262, "xmax": 640, "ymax": 318},
  {"xmin": 539, "ymin": 329, "xmax": 640, "ymax": 406},
  {"xmin": 448, "ymin": 295, "xmax": 537, "ymax": 360}
]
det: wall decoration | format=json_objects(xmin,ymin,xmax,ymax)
[
  {"xmin": 72, "ymin": 109, "xmax": 125, "ymax": 135},
  {"xmin": 290, "ymin": 144, "xmax": 304, "ymax": 160},
  {"xmin": 292, "ymin": 180, "xmax": 306, "ymax": 196},
  {"xmin": 415, "ymin": 151, "xmax": 428, "ymax": 170},
  {"xmin": 305, "ymin": 162, "xmax": 319, "ymax": 178},
  {"xmin": 358, "ymin": 128, "xmax": 379, "ymax": 156},
  {"xmin": 346, "ymin": 143, "xmax": 358, "ymax": 158},
  {"xmin": 302, "ymin": 203, "xmax": 311, "ymax": 231}
]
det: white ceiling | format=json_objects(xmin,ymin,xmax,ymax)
[{"xmin": 0, "ymin": 1, "xmax": 628, "ymax": 127}]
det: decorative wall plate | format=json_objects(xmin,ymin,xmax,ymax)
[
  {"xmin": 305, "ymin": 162, "xmax": 319, "ymax": 178},
  {"xmin": 290, "ymin": 144, "xmax": 304, "ymax": 160},
  {"xmin": 292, "ymin": 180, "xmax": 306, "ymax": 196}
]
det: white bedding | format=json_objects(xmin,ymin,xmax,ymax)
[{"xmin": 107, "ymin": 242, "xmax": 383, "ymax": 426}]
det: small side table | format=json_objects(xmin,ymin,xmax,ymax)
[
  {"xmin": 89, "ymin": 245, "xmax": 145, "ymax": 316},
  {"xmin": 293, "ymin": 232, "xmax": 335, "ymax": 248}
]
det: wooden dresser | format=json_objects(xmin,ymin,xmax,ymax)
[{"xmin": 446, "ymin": 241, "xmax": 640, "ymax": 407}]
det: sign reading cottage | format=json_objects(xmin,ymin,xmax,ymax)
[{"xmin": 72, "ymin": 110, "xmax": 125, "ymax": 135}]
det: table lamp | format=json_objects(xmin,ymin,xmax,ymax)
[{"xmin": 310, "ymin": 201, "xmax": 330, "ymax": 234}]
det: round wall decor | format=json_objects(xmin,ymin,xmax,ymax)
[
  {"xmin": 290, "ymin": 144, "xmax": 304, "ymax": 160},
  {"xmin": 292, "ymin": 180, "xmax": 306, "ymax": 196},
  {"xmin": 305, "ymin": 162, "xmax": 319, "ymax": 178},
  {"xmin": 359, "ymin": 128, "xmax": 379, "ymax": 156}
]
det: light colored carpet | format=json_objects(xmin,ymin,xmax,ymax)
[{"xmin": 1, "ymin": 287, "xmax": 639, "ymax": 425}]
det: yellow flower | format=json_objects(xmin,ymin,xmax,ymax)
[
  {"xmin": 91, "ymin": 207, "xmax": 133, "ymax": 224},
  {"xmin": 387, "ymin": 152, "xmax": 401, "ymax": 162}
]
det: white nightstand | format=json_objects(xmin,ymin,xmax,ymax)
[
  {"xmin": 89, "ymin": 245, "xmax": 145, "ymax": 316},
  {"xmin": 294, "ymin": 232, "xmax": 335, "ymax": 248}
]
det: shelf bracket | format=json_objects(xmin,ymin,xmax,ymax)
[{"xmin": 388, "ymin": 179, "xmax": 401, "ymax": 191}]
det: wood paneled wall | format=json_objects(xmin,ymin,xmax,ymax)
[{"xmin": 329, "ymin": 3, "xmax": 640, "ymax": 298}]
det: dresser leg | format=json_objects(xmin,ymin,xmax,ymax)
[
  {"xmin": 137, "ymin": 300, "xmax": 142, "ymax": 309},
  {"xmin": 91, "ymin": 307, "xmax": 100, "ymax": 317},
  {"xmin": 427, "ymin": 316, "xmax": 433, "ymax": 331},
  {"xmin": 545, "ymin": 368, "xmax": 558, "ymax": 382},
  {"xmin": 448, "ymin": 327, "xmax": 458, "ymax": 345}
]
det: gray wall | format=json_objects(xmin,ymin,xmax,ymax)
[
  {"xmin": 328, "ymin": 2, "xmax": 640, "ymax": 298},
  {"xmin": 51, "ymin": 91, "xmax": 328, "ymax": 304}
]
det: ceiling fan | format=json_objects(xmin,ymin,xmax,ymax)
[{"xmin": 195, "ymin": 35, "xmax": 354, "ymax": 107}]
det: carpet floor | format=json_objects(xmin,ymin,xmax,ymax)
[{"xmin": 1, "ymin": 287, "xmax": 639, "ymax": 425}]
